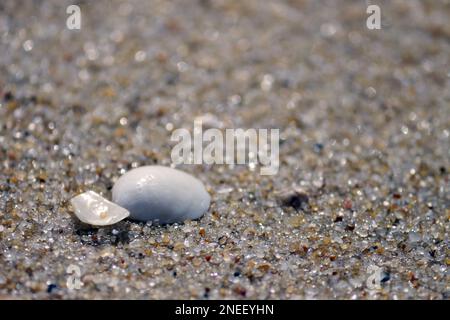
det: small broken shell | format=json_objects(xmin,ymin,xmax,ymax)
[{"xmin": 70, "ymin": 191, "xmax": 130, "ymax": 226}]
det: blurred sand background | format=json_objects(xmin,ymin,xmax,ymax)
[{"xmin": 0, "ymin": 0, "xmax": 448, "ymax": 299}]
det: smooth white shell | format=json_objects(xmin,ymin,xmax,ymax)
[
  {"xmin": 70, "ymin": 191, "xmax": 130, "ymax": 226},
  {"xmin": 112, "ymin": 166, "xmax": 210, "ymax": 224}
]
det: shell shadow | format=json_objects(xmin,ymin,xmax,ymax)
[{"xmin": 72, "ymin": 219, "xmax": 131, "ymax": 246}]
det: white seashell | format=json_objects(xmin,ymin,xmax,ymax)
[
  {"xmin": 112, "ymin": 166, "xmax": 210, "ymax": 224},
  {"xmin": 70, "ymin": 191, "xmax": 130, "ymax": 226}
]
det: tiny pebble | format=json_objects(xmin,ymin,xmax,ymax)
[
  {"xmin": 46, "ymin": 284, "xmax": 57, "ymax": 293},
  {"xmin": 408, "ymin": 231, "xmax": 421, "ymax": 243},
  {"xmin": 343, "ymin": 199, "xmax": 353, "ymax": 210}
]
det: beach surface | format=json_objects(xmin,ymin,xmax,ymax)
[{"xmin": 0, "ymin": 0, "xmax": 448, "ymax": 299}]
